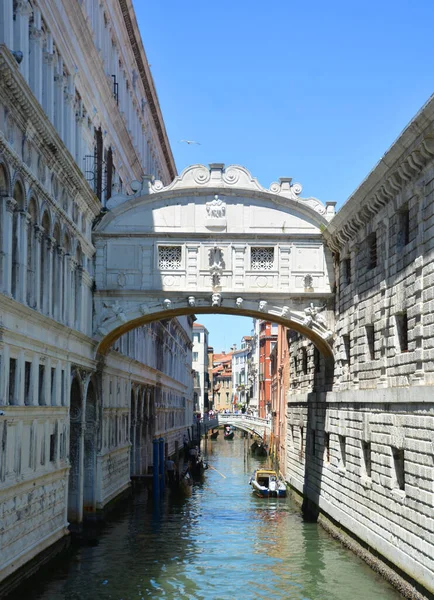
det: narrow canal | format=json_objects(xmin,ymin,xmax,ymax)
[{"xmin": 9, "ymin": 435, "xmax": 403, "ymax": 600}]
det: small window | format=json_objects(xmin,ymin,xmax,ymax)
[
  {"xmin": 366, "ymin": 325, "xmax": 375, "ymax": 360},
  {"xmin": 50, "ymin": 433, "xmax": 56, "ymax": 462},
  {"xmin": 362, "ymin": 441, "xmax": 371, "ymax": 478},
  {"xmin": 9, "ymin": 358, "xmax": 16, "ymax": 405},
  {"xmin": 302, "ymin": 348, "xmax": 308, "ymax": 374},
  {"xmin": 39, "ymin": 364, "xmax": 45, "ymax": 405},
  {"xmin": 343, "ymin": 257, "xmax": 351, "ymax": 285},
  {"xmin": 158, "ymin": 246, "xmax": 181, "ymax": 270},
  {"xmin": 51, "ymin": 367, "xmax": 56, "ymax": 404},
  {"xmin": 251, "ymin": 247, "xmax": 274, "ymax": 271},
  {"xmin": 339, "ymin": 435, "xmax": 346, "ymax": 469},
  {"xmin": 24, "ymin": 361, "xmax": 32, "ymax": 406},
  {"xmin": 299, "ymin": 426, "xmax": 304, "ymax": 459},
  {"xmin": 398, "ymin": 207, "xmax": 410, "ymax": 247},
  {"xmin": 367, "ymin": 233, "xmax": 377, "ymax": 270},
  {"xmin": 293, "ymin": 355, "xmax": 298, "ymax": 373},
  {"xmin": 342, "ymin": 335, "xmax": 351, "ymax": 366},
  {"xmin": 396, "ymin": 313, "xmax": 408, "ymax": 352},
  {"xmin": 324, "ymin": 432, "xmax": 330, "ymax": 463},
  {"xmin": 192, "ymin": 352, "xmax": 198, "ymax": 362},
  {"xmin": 392, "ymin": 447, "xmax": 405, "ymax": 491}
]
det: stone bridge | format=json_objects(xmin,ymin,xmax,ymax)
[
  {"xmin": 197, "ymin": 413, "xmax": 271, "ymax": 439},
  {"xmin": 93, "ymin": 164, "xmax": 337, "ymax": 360}
]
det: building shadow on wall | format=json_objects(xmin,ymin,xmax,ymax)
[{"xmin": 301, "ymin": 354, "xmax": 334, "ymax": 522}]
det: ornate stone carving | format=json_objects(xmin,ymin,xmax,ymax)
[
  {"xmin": 209, "ymin": 245, "xmax": 224, "ymax": 288},
  {"xmin": 187, "ymin": 296, "xmax": 196, "ymax": 307},
  {"xmin": 116, "ymin": 272, "xmax": 127, "ymax": 288},
  {"xmin": 206, "ymin": 195, "xmax": 226, "ymax": 219},
  {"xmin": 101, "ymin": 301, "xmax": 127, "ymax": 324},
  {"xmin": 6, "ymin": 198, "xmax": 17, "ymax": 213},
  {"xmin": 163, "ymin": 298, "xmax": 172, "ymax": 310},
  {"xmin": 304, "ymin": 274, "xmax": 314, "ymax": 291},
  {"xmin": 211, "ymin": 293, "xmax": 222, "ymax": 307},
  {"xmin": 302, "ymin": 303, "xmax": 327, "ymax": 327},
  {"xmin": 236, "ymin": 297, "xmax": 243, "ymax": 307},
  {"xmin": 281, "ymin": 306, "xmax": 290, "ymax": 318},
  {"xmin": 258, "ymin": 300, "xmax": 267, "ymax": 312},
  {"xmin": 139, "ymin": 303, "xmax": 149, "ymax": 315}
]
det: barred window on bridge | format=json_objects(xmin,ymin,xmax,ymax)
[{"xmin": 158, "ymin": 246, "xmax": 182, "ymax": 270}]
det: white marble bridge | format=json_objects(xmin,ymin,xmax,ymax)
[{"xmin": 199, "ymin": 413, "xmax": 271, "ymax": 439}]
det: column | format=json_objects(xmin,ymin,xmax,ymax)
[
  {"xmin": 54, "ymin": 59, "xmax": 65, "ymax": 139},
  {"xmin": 34, "ymin": 224, "xmax": 43, "ymax": 311},
  {"xmin": 54, "ymin": 361, "xmax": 61, "ymax": 406},
  {"xmin": 29, "ymin": 7, "xmax": 43, "ymax": 102},
  {"xmin": 13, "ymin": 0, "xmax": 31, "ymax": 82},
  {"xmin": 0, "ymin": 346, "xmax": 10, "ymax": 407},
  {"xmin": 42, "ymin": 36, "xmax": 55, "ymax": 123},
  {"xmin": 75, "ymin": 265, "xmax": 83, "ymax": 332},
  {"xmin": 1, "ymin": 197, "xmax": 16, "ymax": 296},
  {"xmin": 17, "ymin": 210, "xmax": 28, "ymax": 303},
  {"xmin": 44, "ymin": 356, "xmax": 51, "ymax": 407},
  {"xmin": 56, "ymin": 246, "xmax": 64, "ymax": 322},
  {"xmin": 45, "ymin": 236, "xmax": 54, "ymax": 316},
  {"xmin": 66, "ymin": 255, "xmax": 76, "ymax": 328},
  {"xmin": 16, "ymin": 350, "xmax": 25, "ymax": 406},
  {"xmin": 0, "ymin": 0, "xmax": 13, "ymax": 48},
  {"xmin": 30, "ymin": 353, "xmax": 39, "ymax": 405},
  {"xmin": 64, "ymin": 75, "xmax": 75, "ymax": 154}
]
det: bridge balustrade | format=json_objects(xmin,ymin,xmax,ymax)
[{"xmin": 192, "ymin": 413, "xmax": 270, "ymax": 439}]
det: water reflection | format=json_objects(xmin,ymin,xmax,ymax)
[{"xmin": 8, "ymin": 435, "xmax": 401, "ymax": 600}]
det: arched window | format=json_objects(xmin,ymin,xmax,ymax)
[
  {"xmin": 11, "ymin": 181, "xmax": 25, "ymax": 299},
  {"xmin": 27, "ymin": 197, "xmax": 37, "ymax": 307},
  {"xmin": 40, "ymin": 211, "xmax": 50, "ymax": 313}
]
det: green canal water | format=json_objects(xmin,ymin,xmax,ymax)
[{"xmin": 9, "ymin": 435, "xmax": 403, "ymax": 600}]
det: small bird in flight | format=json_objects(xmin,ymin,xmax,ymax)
[{"xmin": 179, "ymin": 139, "xmax": 201, "ymax": 145}]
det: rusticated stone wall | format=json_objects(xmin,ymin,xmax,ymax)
[{"xmin": 285, "ymin": 96, "xmax": 434, "ymax": 597}]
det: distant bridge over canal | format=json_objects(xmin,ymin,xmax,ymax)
[{"xmin": 197, "ymin": 414, "xmax": 271, "ymax": 440}]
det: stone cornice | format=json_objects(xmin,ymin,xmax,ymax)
[
  {"xmin": 117, "ymin": 0, "xmax": 176, "ymax": 182},
  {"xmin": 324, "ymin": 94, "xmax": 434, "ymax": 252},
  {"xmin": 0, "ymin": 45, "xmax": 101, "ymax": 219},
  {"xmin": 101, "ymin": 163, "xmax": 330, "ymax": 229}
]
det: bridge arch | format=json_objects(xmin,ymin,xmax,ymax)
[{"xmin": 93, "ymin": 163, "xmax": 336, "ymax": 358}]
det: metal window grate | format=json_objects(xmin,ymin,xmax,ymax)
[
  {"xmin": 251, "ymin": 247, "xmax": 274, "ymax": 270},
  {"xmin": 368, "ymin": 234, "xmax": 377, "ymax": 270},
  {"xmin": 158, "ymin": 246, "xmax": 181, "ymax": 270},
  {"xmin": 111, "ymin": 75, "xmax": 119, "ymax": 105}
]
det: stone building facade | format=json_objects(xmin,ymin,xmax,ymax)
[
  {"xmin": 192, "ymin": 322, "xmax": 209, "ymax": 415},
  {"xmin": 286, "ymin": 97, "xmax": 434, "ymax": 596},
  {"xmin": 0, "ymin": 0, "xmax": 192, "ymax": 591}
]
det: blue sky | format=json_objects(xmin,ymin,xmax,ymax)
[{"xmin": 133, "ymin": 0, "xmax": 434, "ymax": 351}]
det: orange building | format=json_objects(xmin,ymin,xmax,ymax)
[
  {"xmin": 258, "ymin": 321, "xmax": 278, "ymax": 418},
  {"xmin": 270, "ymin": 325, "xmax": 290, "ymax": 475}
]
